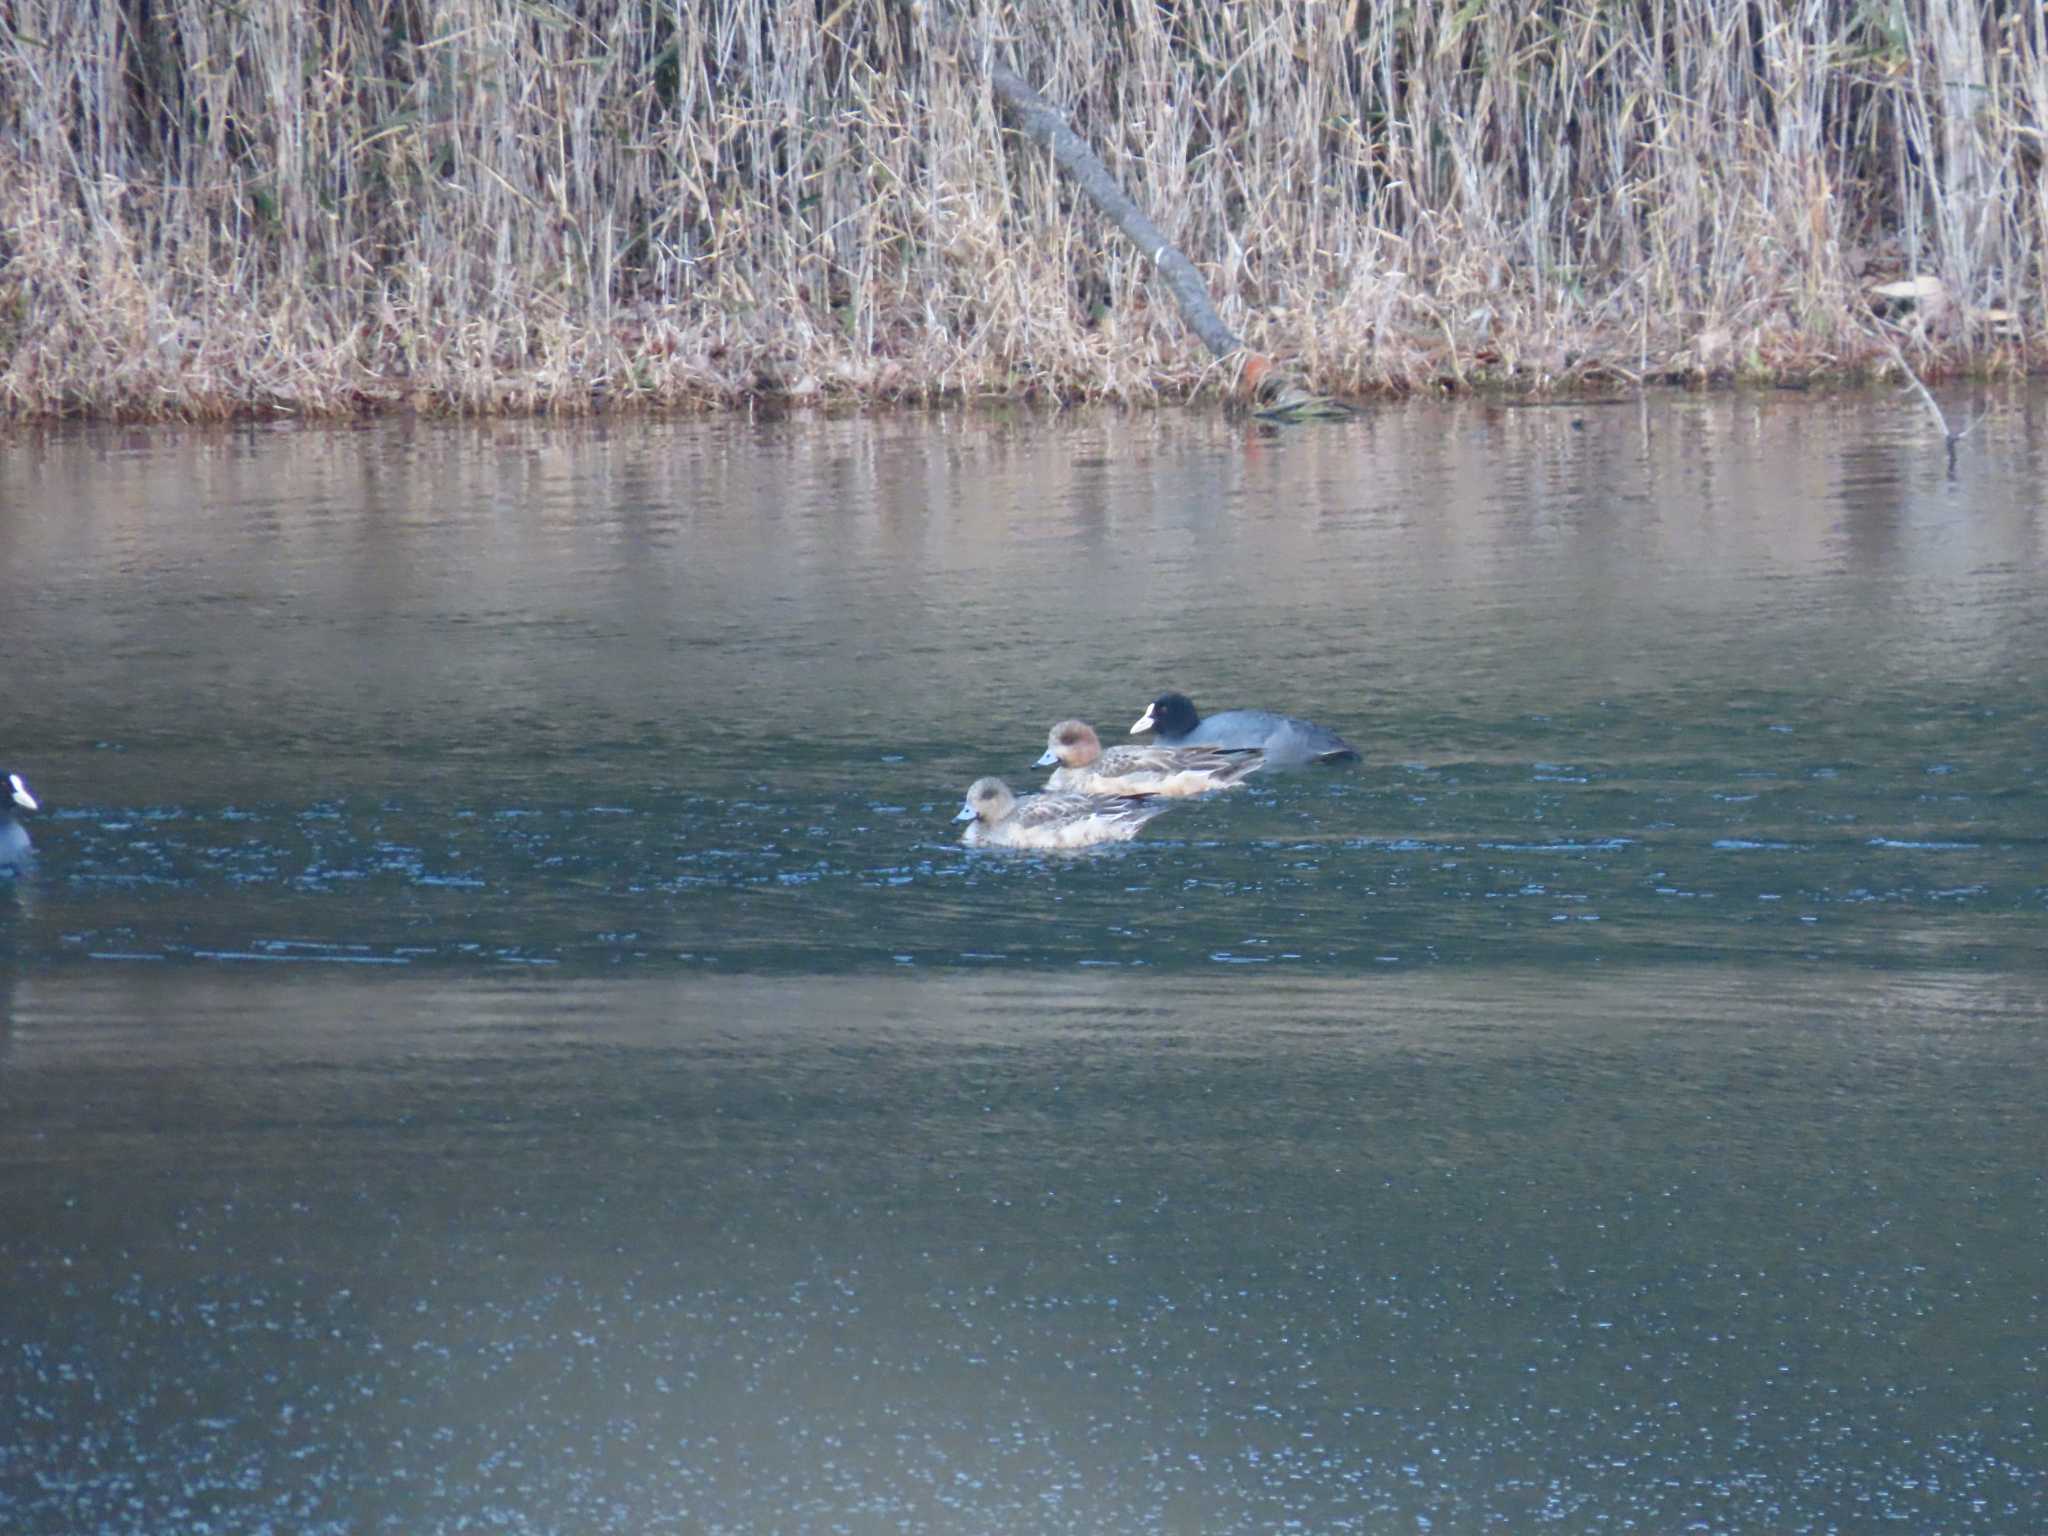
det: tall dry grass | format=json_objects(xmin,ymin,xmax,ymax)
[{"xmin": 0, "ymin": 0, "xmax": 2041, "ymax": 418}]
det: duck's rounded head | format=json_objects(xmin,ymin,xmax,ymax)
[
  {"xmin": 956, "ymin": 776, "xmax": 1018, "ymax": 825},
  {"xmin": 1130, "ymin": 692, "xmax": 1200, "ymax": 738},
  {"xmin": 1034, "ymin": 719, "xmax": 1103, "ymax": 769}
]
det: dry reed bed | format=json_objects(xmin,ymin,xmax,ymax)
[{"xmin": 0, "ymin": 0, "xmax": 2043, "ymax": 419}]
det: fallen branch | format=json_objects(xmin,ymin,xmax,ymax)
[
  {"xmin": 980, "ymin": 58, "xmax": 1241, "ymax": 365},
  {"xmin": 1872, "ymin": 321, "xmax": 1984, "ymax": 469},
  {"xmin": 927, "ymin": 7, "xmax": 1352, "ymax": 416}
]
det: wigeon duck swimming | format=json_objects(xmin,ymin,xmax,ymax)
[
  {"xmin": 953, "ymin": 776, "xmax": 1170, "ymax": 850},
  {"xmin": 1130, "ymin": 691, "xmax": 1357, "ymax": 766},
  {"xmin": 1, "ymin": 772, "xmax": 38, "ymax": 873},
  {"xmin": 1034, "ymin": 719, "xmax": 1262, "ymax": 798}
]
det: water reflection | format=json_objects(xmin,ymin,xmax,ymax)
[
  {"xmin": 3, "ymin": 398, "xmax": 2047, "ymax": 972},
  {"xmin": 3, "ymin": 399, "xmax": 2047, "ymax": 1531},
  {"xmin": 0, "ymin": 967, "xmax": 2041, "ymax": 1532}
]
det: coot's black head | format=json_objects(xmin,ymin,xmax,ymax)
[{"xmin": 1138, "ymin": 692, "xmax": 1201, "ymax": 737}]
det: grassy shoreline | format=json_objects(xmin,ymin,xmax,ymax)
[{"xmin": 2, "ymin": 0, "xmax": 2043, "ymax": 421}]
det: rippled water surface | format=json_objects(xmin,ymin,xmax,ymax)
[{"xmin": 2, "ymin": 398, "xmax": 2045, "ymax": 1530}]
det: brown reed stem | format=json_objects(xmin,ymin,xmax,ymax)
[{"xmin": 0, "ymin": 0, "xmax": 2042, "ymax": 420}]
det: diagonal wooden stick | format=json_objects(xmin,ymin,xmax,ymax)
[
  {"xmin": 978, "ymin": 55, "xmax": 1245, "ymax": 366},
  {"xmin": 924, "ymin": 8, "xmax": 1350, "ymax": 415},
  {"xmin": 1872, "ymin": 323, "xmax": 1985, "ymax": 463},
  {"xmin": 1878, "ymin": 328, "xmax": 1954, "ymax": 439}
]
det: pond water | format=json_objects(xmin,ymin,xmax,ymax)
[{"xmin": 1, "ymin": 396, "xmax": 2044, "ymax": 1531}]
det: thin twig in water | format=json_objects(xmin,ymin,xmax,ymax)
[
  {"xmin": 1878, "ymin": 329, "xmax": 1952, "ymax": 437},
  {"xmin": 1873, "ymin": 325, "xmax": 1990, "ymax": 471}
]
